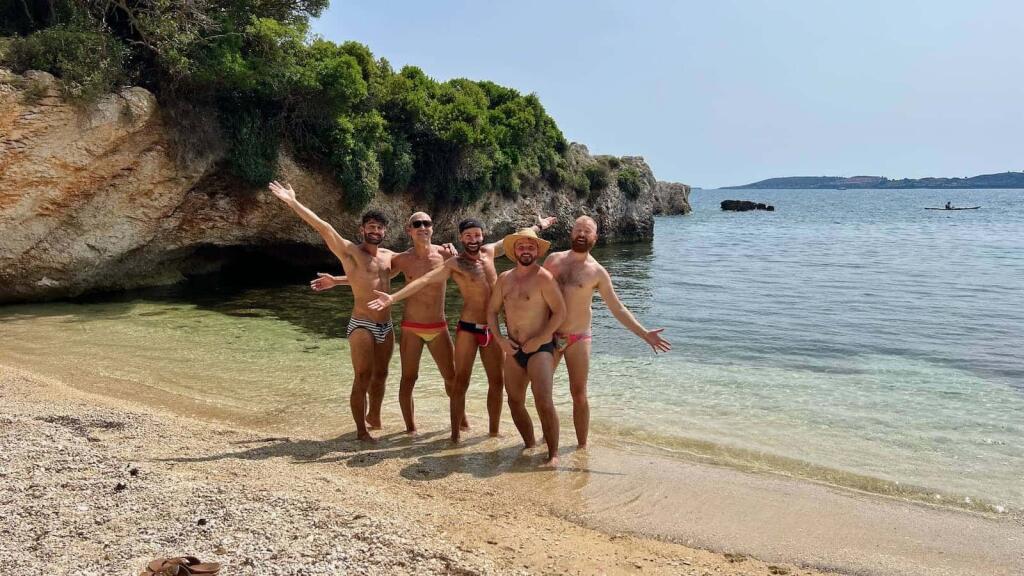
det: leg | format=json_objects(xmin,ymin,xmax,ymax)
[
  {"xmin": 479, "ymin": 340, "xmax": 505, "ymax": 436},
  {"xmin": 527, "ymin": 352, "xmax": 559, "ymax": 465},
  {"xmin": 398, "ymin": 329, "xmax": 426, "ymax": 434},
  {"xmin": 426, "ymin": 329, "xmax": 467, "ymax": 429},
  {"xmin": 366, "ymin": 330, "xmax": 394, "ymax": 430},
  {"xmin": 348, "ymin": 329, "xmax": 377, "ymax": 441},
  {"xmin": 450, "ymin": 330, "xmax": 479, "ymax": 443},
  {"xmin": 562, "ymin": 340, "xmax": 592, "ymax": 449},
  {"xmin": 503, "ymin": 354, "xmax": 535, "ymax": 449}
]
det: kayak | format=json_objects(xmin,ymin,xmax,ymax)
[{"xmin": 924, "ymin": 207, "xmax": 981, "ymax": 210}]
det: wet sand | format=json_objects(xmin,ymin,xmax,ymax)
[{"xmin": 2, "ymin": 363, "xmax": 1021, "ymax": 575}]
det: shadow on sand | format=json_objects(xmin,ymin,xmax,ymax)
[{"xmin": 157, "ymin": 428, "xmax": 624, "ymax": 481}]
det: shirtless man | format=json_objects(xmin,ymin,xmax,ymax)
[
  {"xmin": 369, "ymin": 217, "xmax": 556, "ymax": 442},
  {"xmin": 543, "ymin": 215, "xmax": 672, "ymax": 448},
  {"xmin": 312, "ymin": 212, "xmax": 459, "ymax": 435},
  {"xmin": 269, "ymin": 181, "xmax": 394, "ymax": 442},
  {"xmin": 488, "ymin": 229, "xmax": 567, "ymax": 466}
]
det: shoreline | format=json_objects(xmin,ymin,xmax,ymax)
[{"xmin": 3, "ymin": 363, "xmax": 1022, "ymax": 575}]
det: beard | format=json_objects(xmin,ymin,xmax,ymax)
[
  {"xmin": 463, "ymin": 242, "xmax": 481, "ymax": 254},
  {"xmin": 364, "ymin": 233, "xmax": 383, "ymax": 245},
  {"xmin": 571, "ymin": 237, "xmax": 595, "ymax": 253},
  {"xmin": 516, "ymin": 253, "xmax": 535, "ymax": 266}
]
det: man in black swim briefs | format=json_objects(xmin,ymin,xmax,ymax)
[{"xmin": 487, "ymin": 228, "xmax": 566, "ymax": 466}]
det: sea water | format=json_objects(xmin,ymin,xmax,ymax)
[{"xmin": 2, "ymin": 188, "xmax": 1021, "ymax": 512}]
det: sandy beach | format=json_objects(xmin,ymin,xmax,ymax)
[
  {"xmin": 3, "ymin": 362, "xmax": 1021, "ymax": 576},
  {"xmin": 2, "ymin": 364, "xmax": 823, "ymax": 576}
]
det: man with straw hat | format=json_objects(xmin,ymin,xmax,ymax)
[{"xmin": 487, "ymin": 228, "xmax": 567, "ymax": 466}]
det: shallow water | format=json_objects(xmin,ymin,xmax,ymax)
[{"xmin": 2, "ymin": 188, "xmax": 1022, "ymax": 514}]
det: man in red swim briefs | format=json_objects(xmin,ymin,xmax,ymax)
[
  {"xmin": 368, "ymin": 216, "xmax": 555, "ymax": 443},
  {"xmin": 314, "ymin": 212, "xmax": 457, "ymax": 435},
  {"xmin": 543, "ymin": 215, "xmax": 672, "ymax": 449}
]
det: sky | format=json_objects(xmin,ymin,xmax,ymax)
[{"xmin": 312, "ymin": 1, "xmax": 1024, "ymax": 189}]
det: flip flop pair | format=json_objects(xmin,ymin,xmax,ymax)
[{"xmin": 140, "ymin": 556, "xmax": 221, "ymax": 576}]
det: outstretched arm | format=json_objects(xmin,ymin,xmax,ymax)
[
  {"xmin": 368, "ymin": 259, "xmax": 453, "ymax": 310},
  {"xmin": 489, "ymin": 214, "xmax": 557, "ymax": 257},
  {"xmin": 522, "ymin": 275, "xmax": 567, "ymax": 353},
  {"xmin": 596, "ymin": 268, "xmax": 672, "ymax": 353},
  {"xmin": 269, "ymin": 181, "xmax": 352, "ymax": 260},
  {"xmin": 310, "ymin": 273, "xmax": 349, "ymax": 292}
]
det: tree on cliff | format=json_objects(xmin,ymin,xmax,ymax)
[{"xmin": 1, "ymin": 0, "xmax": 571, "ymax": 211}]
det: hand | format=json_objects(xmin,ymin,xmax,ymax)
[
  {"xmin": 642, "ymin": 328, "xmax": 672, "ymax": 353},
  {"xmin": 498, "ymin": 338, "xmax": 519, "ymax": 357},
  {"xmin": 310, "ymin": 273, "xmax": 338, "ymax": 292},
  {"xmin": 269, "ymin": 180, "xmax": 296, "ymax": 203},
  {"xmin": 521, "ymin": 336, "xmax": 546, "ymax": 354},
  {"xmin": 368, "ymin": 290, "xmax": 394, "ymax": 311},
  {"xmin": 441, "ymin": 242, "xmax": 458, "ymax": 256},
  {"xmin": 537, "ymin": 215, "xmax": 557, "ymax": 230}
]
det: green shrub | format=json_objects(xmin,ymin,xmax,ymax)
[
  {"xmin": 571, "ymin": 172, "xmax": 590, "ymax": 197},
  {"xmin": 617, "ymin": 166, "xmax": 644, "ymax": 199},
  {"xmin": 222, "ymin": 106, "xmax": 281, "ymax": 184},
  {"xmin": 380, "ymin": 136, "xmax": 415, "ymax": 194},
  {"xmin": 6, "ymin": 25, "xmax": 126, "ymax": 103},
  {"xmin": 1, "ymin": 0, "xmax": 572, "ymax": 211},
  {"xmin": 546, "ymin": 166, "xmax": 570, "ymax": 188},
  {"xmin": 606, "ymin": 156, "xmax": 621, "ymax": 169},
  {"xmin": 584, "ymin": 163, "xmax": 610, "ymax": 191}
]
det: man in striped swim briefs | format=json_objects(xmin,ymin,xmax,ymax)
[
  {"xmin": 543, "ymin": 215, "xmax": 672, "ymax": 449},
  {"xmin": 313, "ymin": 213, "xmax": 460, "ymax": 435},
  {"xmin": 370, "ymin": 215, "xmax": 555, "ymax": 443},
  {"xmin": 270, "ymin": 181, "xmax": 396, "ymax": 442}
]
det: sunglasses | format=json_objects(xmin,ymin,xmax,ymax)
[{"xmin": 410, "ymin": 220, "xmax": 432, "ymax": 229}]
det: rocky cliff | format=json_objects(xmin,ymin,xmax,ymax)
[{"xmin": 0, "ymin": 71, "xmax": 689, "ymax": 303}]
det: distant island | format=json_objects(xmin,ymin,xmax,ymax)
[{"xmin": 722, "ymin": 171, "xmax": 1024, "ymax": 189}]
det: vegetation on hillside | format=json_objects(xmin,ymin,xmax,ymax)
[
  {"xmin": 1, "ymin": 1, "xmax": 643, "ymax": 211},
  {"xmin": 723, "ymin": 172, "xmax": 1024, "ymax": 190}
]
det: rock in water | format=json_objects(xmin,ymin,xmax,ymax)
[{"xmin": 721, "ymin": 200, "xmax": 775, "ymax": 212}]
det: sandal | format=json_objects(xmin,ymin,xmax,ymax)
[{"xmin": 141, "ymin": 556, "xmax": 221, "ymax": 576}]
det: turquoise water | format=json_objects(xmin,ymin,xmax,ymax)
[
  {"xmin": 1, "ymin": 188, "xmax": 1022, "ymax": 512},
  {"xmin": 592, "ymin": 188, "xmax": 1024, "ymax": 511}
]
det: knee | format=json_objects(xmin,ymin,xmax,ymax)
[
  {"xmin": 507, "ymin": 395, "xmax": 526, "ymax": 410},
  {"xmin": 400, "ymin": 375, "xmax": 417, "ymax": 391},
  {"xmin": 570, "ymin": 387, "xmax": 589, "ymax": 404},
  {"xmin": 354, "ymin": 369, "xmax": 373, "ymax": 384}
]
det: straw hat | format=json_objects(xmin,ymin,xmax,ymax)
[{"xmin": 502, "ymin": 228, "xmax": 551, "ymax": 261}]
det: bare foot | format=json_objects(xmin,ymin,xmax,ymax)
[
  {"xmin": 522, "ymin": 440, "xmax": 537, "ymax": 450},
  {"xmin": 450, "ymin": 432, "xmax": 461, "ymax": 444},
  {"xmin": 405, "ymin": 428, "xmax": 418, "ymax": 437},
  {"xmin": 577, "ymin": 443, "xmax": 588, "ymax": 450},
  {"xmin": 365, "ymin": 420, "xmax": 383, "ymax": 431},
  {"xmin": 357, "ymin": 430, "xmax": 377, "ymax": 443},
  {"xmin": 460, "ymin": 415, "xmax": 471, "ymax": 431},
  {"xmin": 542, "ymin": 455, "xmax": 559, "ymax": 468},
  {"xmin": 489, "ymin": 430, "xmax": 501, "ymax": 438}
]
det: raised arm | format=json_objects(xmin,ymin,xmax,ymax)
[
  {"xmin": 489, "ymin": 214, "xmax": 557, "ymax": 257},
  {"xmin": 522, "ymin": 274, "xmax": 567, "ymax": 353},
  {"xmin": 269, "ymin": 181, "xmax": 352, "ymax": 260},
  {"xmin": 596, "ymin": 267, "xmax": 672, "ymax": 353},
  {"xmin": 368, "ymin": 258, "xmax": 453, "ymax": 310}
]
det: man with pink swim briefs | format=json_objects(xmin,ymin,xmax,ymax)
[{"xmin": 543, "ymin": 215, "xmax": 672, "ymax": 449}]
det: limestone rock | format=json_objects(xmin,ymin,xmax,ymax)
[
  {"xmin": 0, "ymin": 71, "xmax": 690, "ymax": 302},
  {"xmin": 652, "ymin": 181, "xmax": 692, "ymax": 215}
]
